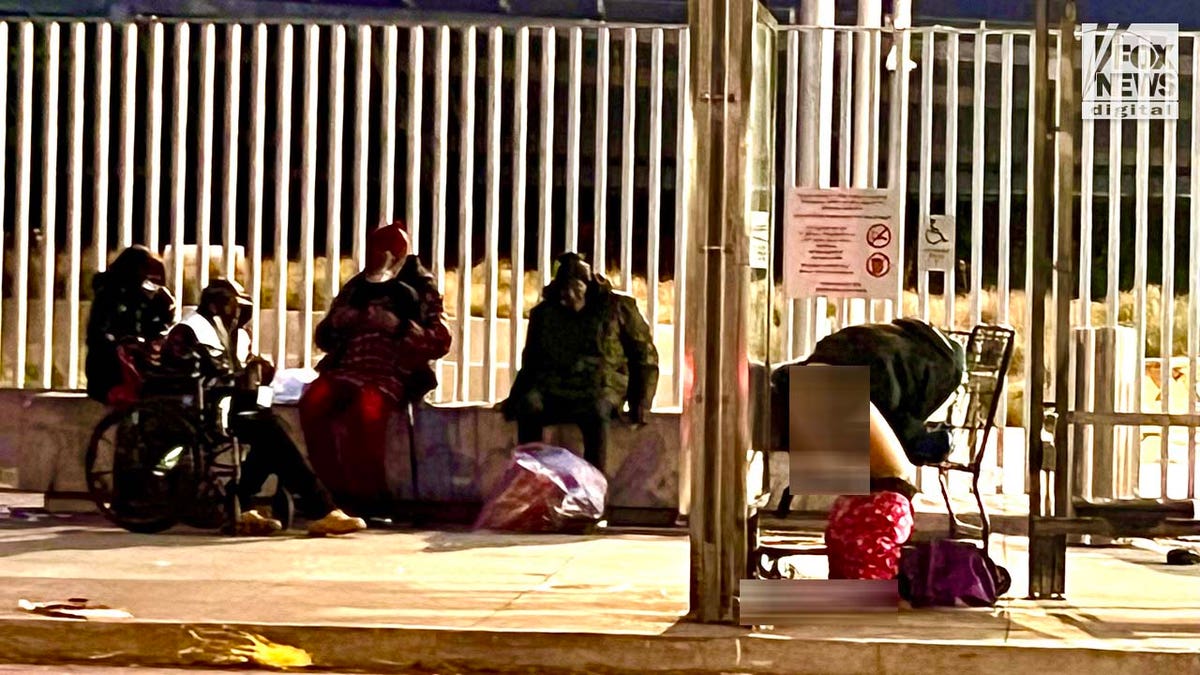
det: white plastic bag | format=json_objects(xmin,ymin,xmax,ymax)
[{"xmin": 271, "ymin": 368, "xmax": 319, "ymax": 404}]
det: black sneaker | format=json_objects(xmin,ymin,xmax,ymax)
[{"xmin": 1166, "ymin": 548, "xmax": 1200, "ymax": 566}]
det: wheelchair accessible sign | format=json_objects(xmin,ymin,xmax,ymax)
[{"xmin": 783, "ymin": 187, "xmax": 898, "ymax": 300}]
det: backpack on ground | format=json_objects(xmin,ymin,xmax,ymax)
[{"xmin": 898, "ymin": 539, "xmax": 1011, "ymax": 608}]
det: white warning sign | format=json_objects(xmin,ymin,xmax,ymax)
[{"xmin": 782, "ymin": 187, "xmax": 899, "ymax": 300}]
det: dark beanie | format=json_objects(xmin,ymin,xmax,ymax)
[{"xmin": 554, "ymin": 252, "xmax": 591, "ymax": 283}]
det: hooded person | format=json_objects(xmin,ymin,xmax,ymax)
[
  {"xmin": 85, "ymin": 246, "xmax": 176, "ymax": 406},
  {"xmin": 500, "ymin": 252, "xmax": 660, "ymax": 481},
  {"xmin": 300, "ymin": 222, "xmax": 452, "ymax": 517},
  {"xmin": 156, "ymin": 278, "xmax": 367, "ymax": 537}
]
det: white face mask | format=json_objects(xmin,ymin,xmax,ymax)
[{"xmin": 142, "ymin": 279, "xmax": 161, "ymax": 294}]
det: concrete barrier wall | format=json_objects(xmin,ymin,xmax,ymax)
[{"xmin": 0, "ymin": 390, "xmax": 681, "ymax": 511}]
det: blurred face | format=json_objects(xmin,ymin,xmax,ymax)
[
  {"xmin": 561, "ymin": 279, "xmax": 587, "ymax": 313},
  {"xmin": 141, "ymin": 263, "xmax": 166, "ymax": 297},
  {"xmin": 209, "ymin": 295, "xmax": 240, "ymax": 326}
]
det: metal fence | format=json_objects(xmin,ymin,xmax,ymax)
[
  {"xmin": 0, "ymin": 16, "xmax": 693, "ymax": 409},
  {"xmin": 3, "ymin": 14, "xmax": 1199, "ymax": 501}
]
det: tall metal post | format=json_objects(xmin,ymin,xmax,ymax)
[
  {"xmin": 1028, "ymin": 0, "xmax": 1071, "ymax": 599},
  {"xmin": 685, "ymin": 0, "xmax": 754, "ymax": 623}
]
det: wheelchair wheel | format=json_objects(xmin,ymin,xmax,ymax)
[{"xmin": 85, "ymin": 403, "xmax": 199, "ymax": 534}]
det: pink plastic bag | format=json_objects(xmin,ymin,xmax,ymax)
[{"xmin": 474, "ymin": 444, "xmax": 608, "ymax": 533}]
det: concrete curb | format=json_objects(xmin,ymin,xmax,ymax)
[{"xmin": 1, "ymin": 618, "xmax": 1198, "ymax": 674}]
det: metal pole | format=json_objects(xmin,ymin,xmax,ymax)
[
  {"xmin": 1027, "ymin": 0, "xmax": 1069, "ymax": 600},
  {"xmin": 686, "ymin": 0, "xmax": 753, "ymax": 624}
]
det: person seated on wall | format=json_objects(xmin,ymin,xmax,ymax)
[
  {"xmin": 85, "ymin": 246, "xmax": 177, "ymax": 407},
  {"xmin": 299, "ymin": 222, "xmax": 452, "ymax": 518},
  {"xmin": 770, "ymin": 317, "xmax": 965, "ymax": 516},
  {"xmin": 158, "ymin": 278, "xmax": 367, "ymax": 537},
  {"xmin": 500, "ymin": 252, "xmax": 660, "ymax": 484}
]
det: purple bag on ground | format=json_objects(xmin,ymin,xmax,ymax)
[
  {"xmin": 474, "ymin": 444, "xmax": 608, "ymax": 533},
  {"xmin": 898, "ymin": 540, "xmax": 1009, "ymax": 608}
]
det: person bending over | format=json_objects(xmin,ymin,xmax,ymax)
[{"xmin": 158, "ymin": 279, "xmax": 367, "ymax": 537}]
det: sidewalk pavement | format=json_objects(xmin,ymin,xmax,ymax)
[{"xmin": 0, "ymin": 496, "xmax": 1197, "ymax": 674}]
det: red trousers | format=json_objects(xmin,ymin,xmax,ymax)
[{"xmin": 299, "ymin": 376, "xmax": 398, "ymax": 513}]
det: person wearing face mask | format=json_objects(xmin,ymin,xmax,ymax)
[
  {"xmin": 500, "ymin": 252, "xmax": 659, "ymax": 482},
  {"xmin": 85, "ymin": 246, "xmax": 176, "ymax": 406},
  {"xmin": 300, "ymin": 222, "xmax": 452, "ymax": 517},
  {"xmin": 158, "ymin": 279, "xmax": 367, "ymax": 537}
]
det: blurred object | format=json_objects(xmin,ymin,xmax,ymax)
[
  {"xmin": 18, "ymin": 598, "xmax": 133, "ymax": 620},
  {"xmin": 824, "ymin": 492, "xmax": 914, "ymax": 580},
  {"xmin": 474, "ymin": 444, "xmax": 608, "ymax": 533},
  {"xmin": 271, "ymin": 368, "xmax": 319, "ymax": 405}
]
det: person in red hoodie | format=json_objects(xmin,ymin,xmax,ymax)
[{"xmin": 300, "ymin": 222, "xmax": 452, "ymax": 517}]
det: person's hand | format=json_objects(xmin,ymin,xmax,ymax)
[
  {"xmin": 624, "ymin": 402, "xmax": 649, "ymax": 428},
  {"xmin": 366, "ymin": 304, "xmax": 401, "ymax": 331}
]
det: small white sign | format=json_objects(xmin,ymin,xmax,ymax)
[
  {"xmin": 1083, "ymin": 23, "xmax": 1179, "ymax": 120},
  {"xmin": 918, "ymin": 214, "xmax": 956, "ymax": 273},
  {"xmin": 750, "ymin": 211, "xmax": 771, "ymax": 270},
  {"xmin": 783, "ymin": 187, "xmax": 898, "ymax": 300}
]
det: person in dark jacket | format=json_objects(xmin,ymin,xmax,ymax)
[
  {"xmin": 500, "ymin": 252, "xmax": 660, "ymax": 478},
  {"xmin": 771, "ymin": 318, "xmax": 965, "ymax": 510},
  {"xmin": 85, "ymin": 246, "xmax": 175, "ymax": 405}
]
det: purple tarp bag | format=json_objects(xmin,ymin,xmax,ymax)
[{"xmin": 898, "ymin": 540, "xmax": 1008, "ymax": 608}]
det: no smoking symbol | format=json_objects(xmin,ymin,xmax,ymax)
[{"xmin": 866, "ymin": 223, "xmax": 891, "ymax": 249}]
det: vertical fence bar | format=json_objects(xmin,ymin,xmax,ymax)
[
  {"xmin": 997, "ymin": 33, "xmax": 1013, "ymax": 328},
  {"xmin": 510, "ymin": 27, "xmax": 530, "ymax": 383},
  {"xmin": 619, "ymin": 27, "xmax": 637, "ymax": 291},
  {"xmin": 1079, "ymin": 40, "xmax": 1094, "ymax": 327},
  {"xmin": 273, "ymin": 25, "xmax": 294, "ymax": 369},
  {"xmin": 889, "ymin": 16, "xmax": 911, "ymax": 318},
  {"xmin": 247, "ymin": 24, "xmax": 267, "ymax": 352},
  {"xmin": 565, "ymin": 27, "xmax": 583, "ymax": 251},
  {"xmin": 380, "ymin": 25, "xmax": 399, "ymax": 224},
  {"xmin": 646, "ymin": 28, "xmax": 664, "ymax": 329},
  {"xmin": 66, "ymin": 23, "xmax": 85, "ymax": 389},
  {"xmin": 327, "ymin": 25, "xmax": 346, "ymax": 299},
  {"xmin": 168, "ymin": 23, "xmax": 189, "ymax": 314},
  {"xmin": 483, "ymin": 26, "xmax": 502, "ymax": 402},
  {"xmin": 1106, "ymin": 51, "xmax": 1122, "ymax": 326},
  {"xmin": 1162, "ymin": 115, "xmax": 1177, "ymax": 498},
  {"xmin": 456, "ymin": 26, "xmax": 478, "ymax": 402},
  {"xmin": 351, "ymin": 26, "xmax": 371, "ymax": 271},
  {"xmin": 146, "ymin": 23, "xmax": 164, "ymax": 253},
  {"xmin": 943, "ymin": 32, "xmax": 958, "ymax": 329},
  {"xmin": 538, "ymin": 27, "xmax": 556, "ymax": 290},
  {"xmin": 222, "ymin": 24, "xmax": 242, "ymax": 281},
  {"xmin": 0, "ymin": 23, "xmax": 7, "ymax": 380},
  {"xmin": 299, "ymin": 25, "xmax": 320, "ymax": 369},
  {"xmin": 93, "ymin": 22, "xmax": 112, "ymax": 275},
  {"xmin": 1190, "ymin": 37, "xmax": 1200, "ymax": 499},
  {"xmin": 13, "ymin": 23, "xmax": 33, "ymax": 388},
  {"xmin": 1024, "ymin": 31, "xmax": 1038, "ymax": 452},
  {"xmin": 1134, "ymin": 113, "xmax": 1153, "ymax": 492},
  {"xmin": 431, "ymin": 26, "xmax": 451, "ymax": 399},
  {"xmin": 197, "ymin": 23, "xmax": 216, "ymax": 291},
  {"xmin": 838, "ymin": 30, "xmax": 852, "ymax": 188},
  {"xmin": 969, "ymin": 29, "xmax": 985, "ymax": 327},
  {"xmin": 40, "ymin": 23, "xmax": 61, "ymax": 389},
  {"xmin": 916, "ymin": 31, "xmax": 934, "ymax": 323},
  {"xmin": 407, "ymin": 26, "xmax": 424, "ymax": 250},
  {"xmin": 784, "ymin": 30, "xmax": 800, "ymax": 360},
  {"xmin": 594, "ymin": 27, "xmax": 611, "ymax": 272},
  {"xmin": 673, "ymin": 28, "xmax": 691, "ymax": 407},
  {"xmin": 116, "ymin": 24, "xmax": 136, "ymax": 250}
]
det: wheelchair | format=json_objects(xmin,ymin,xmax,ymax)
[{"xmin": 85, "ymin": 371, "xmax": 294, "ymax": 534}]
